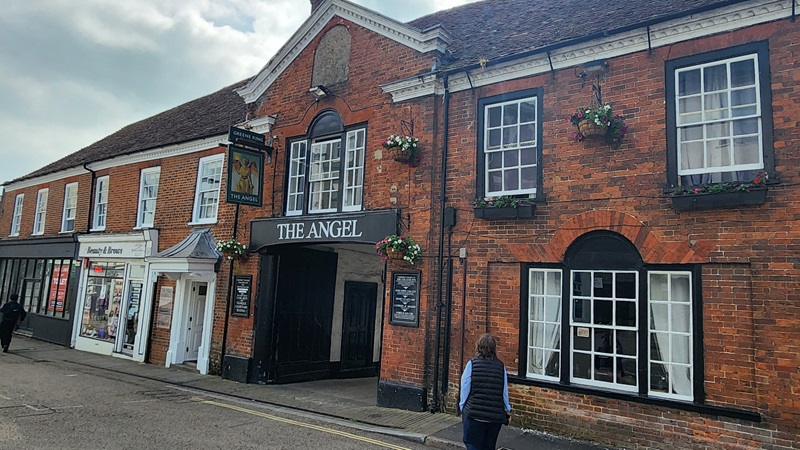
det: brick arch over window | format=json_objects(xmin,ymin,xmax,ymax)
[{"xmin": 508, "ymin": 210, "xmax": 708, "ymax": 264}]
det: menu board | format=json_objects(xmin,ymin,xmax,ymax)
[
  {"xmin": 232, "ymin": 275, "xmax": 251, "ymax": 317},
  {"xmin": 390, "ymin": 272, "xmax": 420, "ymax": 327}
]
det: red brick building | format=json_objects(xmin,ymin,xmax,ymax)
[{"xmin": 2, "ymin": 1, "xmax": 798, "ymax": 448}]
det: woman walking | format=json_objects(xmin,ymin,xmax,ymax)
[{"xmin": 459, "ymin": 333, "xmax": 512, "ymax": 450}]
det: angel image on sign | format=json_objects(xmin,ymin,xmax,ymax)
[{"xmin": 232, "ymin": 152, "xmax": 259, "ymax": 195}]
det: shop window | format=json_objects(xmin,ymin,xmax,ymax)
[
  {"xmin": 61, "ymin": 182, "xmax": 78, "ymax": 232},
  {"xmin": 477, "ymin": 88, "xmax": 543, "ymax": 201},
  {"xmin": 80, "ymin": 261, "xmax": 126, "ymax": 341},
  {"xmin": 33, "ymin": 189, "xmax": 48, "ymax": 235},
  {"xmin": 521, "ymin": 232, "xmax": 701, "ymax": 403},
  {"xmin": 666, "ymin": 41, "xmax": 774, "ymax": 190},
  {"xmin": 136, "ymin": 167, "xmax": 160, "ymax": 228},
  {"xmin": 92, "ymin": 176, "xmax": 109, "ymax": 230},
  {"xmin": 192, "ymin": 154, "xmax": 224, "ymax": 223},
  {"xmin": 286, "ymin": 111, "xmax": 365, "ymax": 216},
  {"xmin": 10, "ymin": 193, "xmax": 23, "ymax": 236}
]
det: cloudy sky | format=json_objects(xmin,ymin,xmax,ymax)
[{"xmin": 0, "ymin": 0, "xmax": 478, "ymax": 189}]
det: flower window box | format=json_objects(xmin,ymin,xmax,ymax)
[
  {"xmin": 473, "ymin": 204, "xmax": 535, "ymax": 219},
  {"xmin": 671, "ymin": 188, "xmax": 767, "ymax": 212}
]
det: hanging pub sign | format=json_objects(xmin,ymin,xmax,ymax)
[
  {"xmin": 228, "ymin": 126, "xmax": 271, "ymax": 154},
  {"xmin": 390, "ymin": 272, "xmax": 420, "ymax": 327},
  {"xmin": 226, "ymin": 145, "xmax": 264, "ymax": 206}
]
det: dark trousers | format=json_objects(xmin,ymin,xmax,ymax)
[
  {"xmin": 462, "ymin": 414, "xmax": 503, "ymax": 450},
  {"xmin": 1, "ymin": 320, "xmax": 15, "ymax": 348}
]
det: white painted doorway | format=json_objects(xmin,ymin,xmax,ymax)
[{"xmin": 185, "ymin": 282, "xmax": 207, "ymax": 361}]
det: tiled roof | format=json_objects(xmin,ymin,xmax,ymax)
[
  {"xmin": 408, "ymin": 0, "xmax": 741, "ymax": 70},
  {"xmin": 8, "ymin": 79, "xmax": 248, "ymax": 184}
]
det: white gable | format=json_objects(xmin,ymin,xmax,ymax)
[{"xmin": 235, "ymin": 0, "xmax": 451, "ymax": 104}]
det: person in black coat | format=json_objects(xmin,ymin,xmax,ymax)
[
  {"xmin": 459, "ymin": 333, "xmax": 512, "ymax": 450},
  {"xmin": 1, "ymin": 293, "xmax": 27, "ymax": 352}
]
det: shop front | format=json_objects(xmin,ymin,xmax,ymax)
[
  {"xmin": 0, "ymin": 236, "xmax": 80, "ymax": 346},
  {"xmin": 72, "ymin": 231, "xmax": 158, "ymax": 361},
  {"xmin": 232, "ymin": 210, "xmax": 397, "ymax": 384}
]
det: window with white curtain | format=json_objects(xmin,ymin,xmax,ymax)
[
  {"xmin": 667, "ymin": 41, "xmax": 773, "ymax": 189},
  {"xmin": 648, "ymin": 271, "xmax": 693, "ymax": 400},
  {"xmin": 527, "ymin": 269, "xmax": 562, "ymax": 380},
  {"xmin": 92, "ymin": 176, "xmax": 109, "ymax": 230},
  {"xmin": 136, "ymin": 167, "xmax": 160, "ymax": 228},
  {"xmin": 192, "ymin": 154, "xmax": 223, "ymax": 223},
  {"xmin": 10, "ymin": 193, "xmax": 23, "ymax": 236},
  {"xmin": 525, "ymin": 267, "xmax": 695, "ymax": 400},
  {"xmin": 33, "ymin": 189, "xmax": 48, "ymax": 235},
  {"xmin": 61, "ymin": 182, "xmax": 78, "ymax": 232}
]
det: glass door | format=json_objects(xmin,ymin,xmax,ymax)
[{"xmin": 116, "ymin": 264, "xmax": 145, "ymax": 356}]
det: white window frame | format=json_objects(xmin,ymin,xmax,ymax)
[
  {"xmin": 648, "ymin": 271, "xmax": 694, "ymax": 401},
  {"xmin": 308, "ymin": 139, "xmax": 341, "ymax": 214},
  {"xmin": 61, "ymin": 182, "xmax": 78, "ymax": 233},
  {"xmin": 526, "ymin": 268, "xmax": 562, "ymax": 381},
  {"xmin": 92, "ymin": 176, "xmax": 109, "ymax": 231},
  {"xmin": 675, "ymin": 53, "xmax": 763, "ymax": 178},
  {"xmin": 286, "ymin": 127, "xmax": 366, "ymax": 216},
  {"xmin": 482, "ymin": 95, "xmax": 539, "ymax": 197},
  {"xmin": 33, "ymin": 189, "xmax": 48, "ymax": 235},
  {"xmin": 342, "ymin": 129, "xmax": 365, "ymax": 212},
  {"xmin": 136, "ymin": 167, "xmax": 160, "ymax": 228},
  {"xmin": 569, "ymin": 270, "xmax": 639, "ymax": 393},
  {"xmin": 10, "ymin": 193, "xmax": 24, "ymax": 236},
  {"xmin": 191, "ymin": 154, "xmax": 224, "ymax": 224},
  {"xmin": 286, "ymin": 141, "xmax": 307, "ymax": 217}
]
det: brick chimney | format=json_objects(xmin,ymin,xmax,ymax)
[{"xmin": 311, "ymin": 0, "xmax": 325, "ymax": 13}]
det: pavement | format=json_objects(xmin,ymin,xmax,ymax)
[{"xmin": 2, "ymin": 335, "xmax": 611, "ymax": 450}]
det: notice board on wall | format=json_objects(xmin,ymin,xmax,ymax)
[
  {"xmin": 390, "ymin": 272, "xmax": 420, "ymax": 327},
  {"xmin": 156, "ymin": 286, "xmax": 174, "ymax": 329},
  {"xmin": 231, "ymin": 275, "xmax": 251, "ymax": 318}
]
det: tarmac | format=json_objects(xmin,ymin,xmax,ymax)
[{"xmin": 2, "ymin": 335, "xmax": 611, "ymax": 450}]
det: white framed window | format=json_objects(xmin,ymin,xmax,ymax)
[
  {"xmin": 286, "ymin": 141, "xmax": 307, "ymax": 216},
  {"xmin": 570, "ymin": 270, "xmax": 639, "ymax": 392},
  {"xmin": 33, "ymin": 189, "xmax": 48, "ymax": 235},
  {"xmin": 526, "ymin": 268, "xmax": 562, "ymax": 381},
  {"xmin": 92, "ymin": 176, "xmax": 109, "ymax": 230},
  {"xmin": 648, "ymin": 271, "xmax": 694, "ymax": 401},
  {"xmin": 61, "ymin": 182, "xmax": 78, "ymax": 232},
  {"xmin": 308, "ymin": 139, "xmax": 341, "ymax": 214},
  {"xmin": 667, "ymin": 42, "xmax": 773, "ymax": 189},
  {"xmin": 192, "ymin": 154, "xmax": 224, "ymax": 223},
  {"xmin": 285, "ymin": 111, "xmax": 365, "ymax": 216},
  {"xmin": 342, "ymin": 129, "xmax": 365, "ymax": 212},
  {"xmin": 136, "ymin": 167, "xmax": 160, "ymax": 228},
  {"xmin": 10, "ymin": 193, "xmax": 24, "ymax": 236},
  {"xmin": 480, "ymin": 90, "xmax": 541, "ymax": 198}
]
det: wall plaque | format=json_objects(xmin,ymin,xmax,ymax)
[
  {"xmin": 390, "ymin": 272, "xmax": 420, "ymax": 327},
  {"xmin": 232, "ymin": 275, "xmax": 252, "ymax": 318}
]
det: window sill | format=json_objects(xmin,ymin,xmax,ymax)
[
  {"xmin": 89, "ymin": 227, "xmax": 106, "ymax": 232},
  {"xmin": 59, "ymin": 230, "xmax": 75, "ymax": 234},
  {"xmin": 31, "ymin": 232, "xmax": 44, "ymax": 236},
  {"xmin": 187, "ymin": 220, "xmax": 217, "ymax": 226},
  {"xmin": 670, "ymin": 187, "xmax": 767, "ymax": 212},
  {"xmin": 132, "ymin": 226, "xmax": 154, "ymax": 230},
  {"xmin": 473, "ymin": 204, "xmax": 535, "ymax": 219}
]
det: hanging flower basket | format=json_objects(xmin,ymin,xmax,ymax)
[
  {"xmin": 382, "ymin": 134, "xmax": 421, "ymax": 167},
  {"xmin": 569, "ymin": 104, "xmax": 628, "ymax": 149},
  {"xmin": 578, "ymin": 121, "xmax": 608, "ymax": 137},
  {"xmin": 376, "ymin": 234, "xmax": 423, "ymax": 265},
  {"xmin": 216, "ymin": 239, "xmax": 248, "ymax": 262}
]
